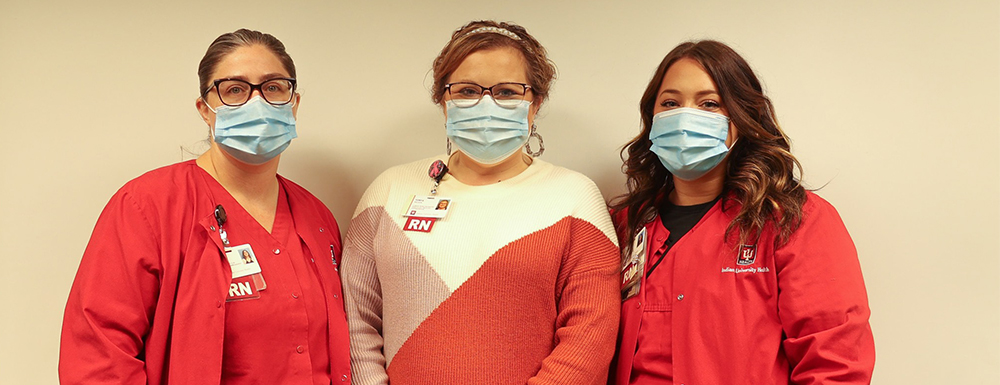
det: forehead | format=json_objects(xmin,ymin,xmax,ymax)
[
  {"xmin": 211, "ymin": 44, "xmax": 289, "ymax": 82},
  {"xmin": 447, "ymin": 46, "xmax": 529, "ymax": 85},
  {"xmin": 659, "ymin": 57, "xmax": 718, "ymax": 93}
]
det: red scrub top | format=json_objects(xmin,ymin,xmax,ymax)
[
  {"xmin": 58, "ymin": 161, "xmax": 352, "ymax": 385},
  {"xmin": 214, "ymin": 183, "xmax": 332, "ymax": 385},
  {"xmin": 628, "ymin": 218, "xmax": 674, "ymax": 384}
]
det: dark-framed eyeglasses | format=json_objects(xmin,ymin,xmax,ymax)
[
  {"xmin": 444, "ymin": 82, "xmax": 532, "ymax": 108},
  {"xmin": 202, "ymin": 77, "xmax": 297, "ymax": 107}
]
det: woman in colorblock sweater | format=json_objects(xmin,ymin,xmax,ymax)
[{"xmin": 342, "ymin": 20, "xmax": 621, "ymax": 385}]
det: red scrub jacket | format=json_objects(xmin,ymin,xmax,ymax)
[
  {"xmin": 60, "ymin": 161, "xmax": 351, "ymax": 384},
  {"xmin": 612, "ymin": 192, "xmax": 874, "ymax": 384}
]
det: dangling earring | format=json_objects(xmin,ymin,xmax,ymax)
[
  {"xmin": 525, "ymin": 123, "xmax": 544, "ymax": 157},
  {"xmin": 446, "ymin": 137, "xmax": 452, "ymax": 156}
]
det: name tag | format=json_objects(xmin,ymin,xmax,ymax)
[
  {"xmin": 404, "ymin": 195, "xmax": 452, "ymax": 219},
  {"xmin": 224, "ymin": 244, "xmax": 266, "ymax": 296},
  {"xmin": 402, "ymin": 196, "xmax": 453, "ymax": 233},
  {"xmin": 621, "ymin": 227, "xmax": 647, "ymax": 300},
  {"xmin": 224, "ymin": 244, "xmax": 262, "ymax": 278}
]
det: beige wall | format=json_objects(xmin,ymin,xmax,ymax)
[{"xmin": 1, "ymin": 0, "xmax": 997, "ymax": 383}]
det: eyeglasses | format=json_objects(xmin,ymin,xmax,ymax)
[
  {"xmin": 203, "ymin": 78, "xmax": 297, "ymax": 107},
  {"xmin": 444, "ymin": 82, "xmax": 532, "ymax": 108}
]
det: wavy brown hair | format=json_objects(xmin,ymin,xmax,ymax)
[
  {"xmin": 431, "ymin": 20, "xmax": 556, "ymax": 106},
  {"xmin": 611, "ymin": 40, "xmax": 806, "ymax": 255}
]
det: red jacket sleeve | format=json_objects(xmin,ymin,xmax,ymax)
[
  {"xmin": 775, "ymin": 195, "xmax": 875, "ymax": 384},
  {"xmin": 60, "ymin": 191, "xmax": 162, "ymax": 384}
]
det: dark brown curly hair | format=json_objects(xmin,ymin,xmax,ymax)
[
  {"xmin": 611, "ymin": 40, "xmax": 806, "ymax": 256},
  {"xmin": 431, "ymin": 20, "xmax": 556, "ymax": 106}
]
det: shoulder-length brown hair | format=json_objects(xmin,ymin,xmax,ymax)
[{"xmin": 611, "ymin": 40, "xmax": 806, "ymax": 254}]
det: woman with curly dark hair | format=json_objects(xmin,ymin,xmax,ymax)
[{"xmin": 610, "ymin": 40, "xmax": 875, "ymax": 384}]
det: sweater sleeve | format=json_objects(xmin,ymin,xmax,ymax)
[
  {"xmin": 775, "ymin": 195, "xmax": 875, "ymax": 384},
  {"xmin": 528, "ymin": 180, "xmax": 621, "ymax": 385},
  {"xmin": 59, "ymin": 191, "xmax": 161, "ymax": 384},
  {"xmin": 342, "ymin": 178, "xmax": 391, "ymax": 385}
]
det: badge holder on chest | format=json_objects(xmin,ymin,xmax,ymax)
[
  {"xmin": 194, "ymin": 160, "xmax": 270, "ymax": 301},
  {"xmin": 621, "ymin": 227, "xmax": 647, "ymax": 300},
  {"xmin": 213, "ymin": 204, "xmax": 268, "ymax": 301},
  {"xmin": 402, "ymin": 160, "xmax": 454, "ymax": 233}
]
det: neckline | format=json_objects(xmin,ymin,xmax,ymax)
[
  {"xmin": 438, "ymin": 155, "xmax": 547, "ymax": 190},
  {"xmin": 192, "ymin": 161, "xmax": 289, "ymax": 237}
]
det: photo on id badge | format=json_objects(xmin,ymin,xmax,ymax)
[
  {"xmin": 226, "ymin": 244, "xmax": 262, "ymax": 278},
  {"xmin": 225, "ymin": 244, "xmax": 266, "ymax": 301}
]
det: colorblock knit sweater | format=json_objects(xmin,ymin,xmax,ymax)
[{"xmin": 342, "ymin": 156, "xmax": 620, "ymax": 385}]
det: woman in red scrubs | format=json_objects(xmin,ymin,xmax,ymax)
[
  {"xmin": 60, "ymin": 29, "xmax": 351, "ymax": 385},
  {"xmin": 610, "ymin": 40, "xmax": 875, "ymax": 384}
]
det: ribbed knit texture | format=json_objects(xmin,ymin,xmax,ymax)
[{"xmin": 342, "ymin": 156, "xmax": 620, "ymax": 385}]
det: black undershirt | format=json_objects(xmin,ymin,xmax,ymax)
[{"xmin": 645, "ymin": 194, "xmax": 721, "ymax": 278}]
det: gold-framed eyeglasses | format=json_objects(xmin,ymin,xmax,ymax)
[
  {"xmin": 202, "ymin": 77, "xmax": 297, "ymax": 107},
  {"xmin": 444, "ymin": 82, "xmax": 532, "ymax": 108}
]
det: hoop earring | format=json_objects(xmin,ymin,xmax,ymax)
[
  {"xmin": 525, "ymin": 123, "xmax": 544, "ymax": 157},
  {"xmin": 446, "ymin": 137, "xmax": 452, "ymax": 156}
]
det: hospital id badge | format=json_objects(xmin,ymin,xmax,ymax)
[
  {"xmin": 403, "ymin": 195, "xmax": 452, "ymax": 219},
  {"xmin": 621, "ymin": 227, "xmax": 647, "ymax": 300},
  {"xmin": 225, "ymin": 244, "xmax": 262, "ymax": 278},
  {"xmin": 224, "ymin": 244, "xmax": 266, "ymax": 291},
  {"xmin": 402, "ymin": 195, "xmax": 452, "ymax": 233}
]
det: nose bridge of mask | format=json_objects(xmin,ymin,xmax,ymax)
[
  {"xmin": 651, "ymin": 107, "xmax": 729, "ymax": 140},
  {"xmin": 446, "ymin": 95, "xmax": 531, "ymax": 124},
  {"xmin": 209, "ymin": 95, "xmax": 294, "ymax": 113}
]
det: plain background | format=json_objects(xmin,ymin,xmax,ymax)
[{"xmin": 1, "ymin": 0, "xmax": 997, "ymax": 383}]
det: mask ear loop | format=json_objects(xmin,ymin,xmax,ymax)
[{"xmin": 203, "ymin": 95, "xmax": 219, "ymax": 114}]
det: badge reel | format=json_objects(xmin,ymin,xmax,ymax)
[
  {"xmin": 621, "ymin": 227, "xmax": 647, "ymax": 300},
  {"xmin": 215, "ymin": 205, "xmax": 267, "ymax": 301},
  {"xmin": 402, "ymin": 160, "xmax": 453, "ymax": 233}
]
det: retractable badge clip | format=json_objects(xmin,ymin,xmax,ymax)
[
  {"xmin": 215, "ymin": 205, "xmax": 230, "ymax": 246},
  {"xmin": 428, "ymin": 160, "xmax": 448, "ymax": 195}
]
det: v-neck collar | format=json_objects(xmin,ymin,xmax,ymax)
[{"xmin": 193, "ymin": 162, "xmax": 294, "ymax": 246}]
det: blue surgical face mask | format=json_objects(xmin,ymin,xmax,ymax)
[
  {"xmin": 649, "ymin": 107, "xmax": 733, "ymax": 181},
  {"xmin": 210, "ymin": 97, "xmax": 298, "ymax": 165},
  {"xmin": 445, "ymin": 95, "xmax": 531, "ymax": 165}
]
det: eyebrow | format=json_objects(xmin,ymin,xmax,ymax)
[
  {"xmin": 659, "ymin": 89, "xmax": 719, "ymax": 97},
  {"xmin": 214, "ymin": 73, "xmax": 290, "ymax": 83},
  {"xmin": 448, "ymin": 80, "xmax": 527, "ymax": 86}
]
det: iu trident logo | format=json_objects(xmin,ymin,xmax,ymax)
[{"xmin": 737, "ymin": 244, "xmax": 757, "ymax": 266}]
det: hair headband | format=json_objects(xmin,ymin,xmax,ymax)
[
  {"xmin": 461, "ymin": 26, "xmax": 522, "ymax": 41},
  {"xmin": 459, "ymin": 26, "xmax": 535, "ymax": 55}
]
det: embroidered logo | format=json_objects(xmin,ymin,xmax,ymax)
[{"xmin": 737, "ymin": 244, "xmax": 757, "ymax": 266}]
